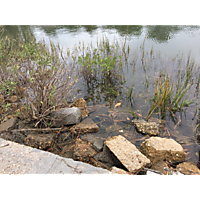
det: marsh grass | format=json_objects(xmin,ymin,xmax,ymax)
[
  {"xmin": 146, "ymin": 75, "xmax": 194, "ymax": 120},
  {"xmin": 0, "ymin": 34, "xmax": 77, "ymax": 128},
  {"xmin": 77, "ymin": 36, "xmax": 125, "ymax": 88}
]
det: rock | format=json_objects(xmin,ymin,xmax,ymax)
[
  {"xmin": 93, "ymin": 148, "xmax": 115, "ymax": 166},
  {"xmin": 132, "ymin": 119, "xmax": 159, "ymax": 136},
  {"xmin": 51, "ymin": 107, "xmax": 81, "ymax": 127},
  {"xmin": 140, "ymin": 137, "xmax": 186, "ymax": 164},
  {"xmin": 7, "ymin": 95, "xmax": 18, "ymax": 103},
  {"xmin": 0, "ymin": 117, "xmax": 17, "ymax": 133},
  {"xmin": 70, "ymin": 98, "xmax": 89, "ymax": 118},
  {"xmin": 151, "ymin": 160, "xmax": 168, "ymax": 175},
  {"xmin": 177, "ymin": 161, "xmax": 200, "ymax": 175},
  {"xmin": 73, "ymin": 118, "xmax": 99, "ymax": 134},
  {"xmin": 111, "ymin": 166, "xmax": 130, "ymax": 174},
  {"xmin": 24, "ymin": 133, "xmax": 55, "ymax": 150},
  {"xmin": 93, "ymin": 137, "xmax": 105, "ymax": 152},
  {"xmin": 104, "ymin": 135, "xmax": 151, "ymax": 173},
  {"xmin": 0, "ymin": 131, "xmax": 26, "ymax": 144},
  {"xmin": 73, "ymin": 138, "xmax": 97, "ymax": 163}
]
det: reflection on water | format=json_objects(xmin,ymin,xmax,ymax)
[
  {"xmin": 1, "ymin": 25, "xmax": 200, "ymax": 164},
  {"xmin": 2, "ymin": 25, "xmax": 200, "ymax": 62}
]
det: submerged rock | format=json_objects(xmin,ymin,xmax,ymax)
[
  {"xmin": 73, "ymin": 118, "xmax": 99, "ymax": 134},
  {"xmin": 132, "ymin": 119, "xmax": 159, "ymax": 136},
  {"xmin": 104, "ymin": 135, "xmax": 150, "ymax": 173},
  {"xmin": 51, "ymin": 107, "xmax": 81, "ymax": 127},
  {"xmin": 140, "ymin": 137, "xmax": 186, "ymax": 164}
]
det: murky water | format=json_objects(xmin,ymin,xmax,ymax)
[{"xmin": 2, "ymin": 25, "xmax": 200, "ymax": 164}]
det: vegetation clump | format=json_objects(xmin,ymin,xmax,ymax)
[
  {"xmin": 0, "ymin": 34, "xmax": 77, "ymax": 128},
  {"xmin": 76, "ymin": 37, "xmax": 125, "ymax": 97}
]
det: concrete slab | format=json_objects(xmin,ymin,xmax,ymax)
[
  {"xmin": 0, "ymin": 138, "xmax": 111, "ymax": 174},
  {"xmin": 104, "ymin": 135, "xmax": 150, "ymax": 173}
]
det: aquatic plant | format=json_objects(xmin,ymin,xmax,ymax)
[
  {"xmin": 76, "ymin": 37, "xmax": 125, "ymax": 100},
  {"xmin": 77, "ymin": 36, "xmax": 124, "ymax": 89},
  {"xmin": 146, "ymin": 75, "xmax": 194, "ymax": 120}
]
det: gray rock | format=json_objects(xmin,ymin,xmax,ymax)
[
  {"xmin": 93, "ymin": 138, "xmax": 105, "ymax": 152},
  {"xmin": 51, "ymin": 107, "xmax": 81, "ymax": 127}
]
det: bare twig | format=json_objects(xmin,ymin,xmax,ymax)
[
  {"xmin": 0, "ymin": 143, "xmax": 10, "ymax": 148},
  {"xmin": 60, "ymin": 158, "xmax": 83, "ymax": 173},
  {"xmin": 11, "ymin": 127, "xmax": 62, "ymax": 132}
]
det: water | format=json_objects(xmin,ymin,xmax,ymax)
[
  {"xmin": 2, "ymin": 25, "xmax": 200, "ymax": 164},
  {"xmin": 2, "ymin": 25, "xmax": 200, "ymax": 62}
]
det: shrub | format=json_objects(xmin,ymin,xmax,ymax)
[{"xmin": 0, "ymin": 34, "xmax": 77, "ymax": 128}]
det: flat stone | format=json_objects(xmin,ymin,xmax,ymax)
[
  {"xmin": 74, "ymin": 118, "xmax": 99, "ymax": 134},
  {"xmin": 104, "ymin": 135, "xmax": 151, "ymax": 173},
  {"xmin": 0, "ymin": 138, "xmax": 110, "ymax": 174},
  {"xmin": 0, "ymin": 117, "xmax": 17, "ymax": 133},
  {"xmin": 140, "ymin": 137, "xmax": 186, "ymax": 164},
  {"xmin": 132, "ymin": 119, "xmax": 159, "ymax": 136},
  {"xmin": 51, "ymin": 107, "xmax": 81, "ymax": 127},
  {"xmin": 177, "ymin": 161, "xmax": 200, "ymax": 175}
]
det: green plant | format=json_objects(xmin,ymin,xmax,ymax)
[
  {"xmin": 77, "ymin": 36, "xmax": 124, "ymax": 87},
  {"xmin": 0, "ymin": 78, "xmax": 17, "ymax": 96},
  {"xmin": 146, "ymin": 75, "xmax": 194, "ymax": 120},
  {"xmin": 3, "ymin": 102, "xmax": 11, "ymax": 111},
  {"xmin": 0, "ymin": 34, "xmax": 77, "ymax": 128}
]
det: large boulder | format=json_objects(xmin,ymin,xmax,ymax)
[
  {"xmin": 140, "ymin": 137, "xmax": 186, "ymax": 164},
  {"xmin": 50, "ymin": 107, "xmax": 81, "ymax": 127}
]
